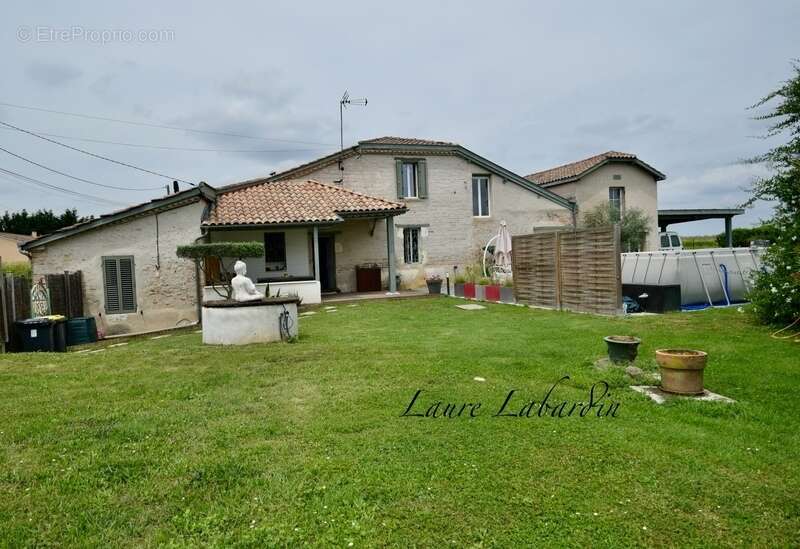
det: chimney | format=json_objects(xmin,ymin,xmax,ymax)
[
  {"xmin": 31, "ymin": 231, "xmax": 37, "ymax": 237},
  {"xmin": 173, "ymin": 181, "xmax": 179, "ymax": 193}
]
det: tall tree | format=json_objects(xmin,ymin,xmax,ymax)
[
  {"xmin": 0, "ymin": 208, "xmax": 88, "ymax": 236},
  {"xmin": 746, "ymin": 62, "xmax": 800, "ymax": 325}
]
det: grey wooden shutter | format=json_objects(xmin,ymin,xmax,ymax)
[
  {"xmin": 103, "ymin": 256, "xmax": 136, "ymax": 313},
  {"xmin": 417, "ymin": 159, "xmax": 428, "ymax": 198},
  {"xmin": 395, "ymin": 159, "xmax": 404, "ymax": 198},
  {"xmin": 103, "ymin": 258, "xmax": 121, "ymax": 313},
  {"xmin": 118, "ymin": 257, "xmax": 136, "ymax": 312}
]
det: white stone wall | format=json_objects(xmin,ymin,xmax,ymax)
[
  {"xmin": 299, "ymin": 152, "xmax": 573, "ymax": 289},
  {"xmin": 548, "ymin": 163, "xmax": 660, "ymax": 251},
  {"xmin": 29, "ymin": 200, "xmax": 207, "ymax": 335}
]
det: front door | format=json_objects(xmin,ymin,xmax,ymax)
[{"xmin": 318, "ymin": 235, "xmax": 337, "ymax": 292}]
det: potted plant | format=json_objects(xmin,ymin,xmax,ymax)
[
  {"xmin": 603, "ymin": 335, "xmax": 641, "ymax": 364},
  {"xmin": 500, "ymin": 279, "xmax": 514, "ymax": 303},
  {"xmin": 426, "ymin": 274, "xmax": 443, "ymax": 295},
  {"xmin": 453, "ymin": 275, "xmax": 466, "ymax": 297},
  {"xmin": 463, "ymin": 264, "xmax": 479, "ymax": 299},
  {"xmin": 484, "ymin": 278, "xmax": 501, "ymax": 301},
  {"xmin": 656, "ymin": 349, "xmax": 708, "ymax": 395},
  {"xmin": 476, "ymin": 277, "xmax": 491, "ymax": 301}
]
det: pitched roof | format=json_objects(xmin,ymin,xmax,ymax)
[
  {"xmin": 525, "ymin": 151, "xmax": 665, "ymax": 186},
  {"xmin": 218, "ymin": 137, "xmax": 577, "ymax": 211},
  {"xmin": 204, "ymin": 179, "xmax": 407, "ymax": 226},
  {"xmin": 22, "ymin": 184, "xmax": 217, "ymax": 250},
  {"xmin": 359, "ymin": 136, "xmax": 456, "ymax": 146}
]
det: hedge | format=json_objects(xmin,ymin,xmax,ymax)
[{"xmin": 176, "ymin": 241, "xmax": 264, "ymax": 260}]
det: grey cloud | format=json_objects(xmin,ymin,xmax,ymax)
[{"xmin": 25, "ymin": 61, "xmax": 83, "ymax": 87}]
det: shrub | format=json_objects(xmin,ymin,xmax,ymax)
[
  {"xmin": 715, "ymin": 224, "xmax": 780, "ymax": 247},
  {"xmin": 583, "ymin": 204, "xmax": 651, "ymax": 252},
  {"xmin": 1, "ymin": 261, "xmax": 31, "ymax": 279},
  {"xmin": 454, "ymin": 275, "xmax": 467, "ymax": 284},
  {"xmin": 478, "ymin": 277, "xmax": 491, "ymax": 285},
  {"xmin": 176, "ymin": 242, "xmax": 264, "ymax": 260},
  {"xmin": 745, "ymin": 63, "xmax": 800, "ymax": 325}
]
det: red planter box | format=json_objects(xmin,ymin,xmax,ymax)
[
  {"xmin": 464, "ymin": 283, "xmax": 476, "ymax": 299},
  {"xmin": 484, "ymin": 284, "xmax": 501, "ymax": 301}
]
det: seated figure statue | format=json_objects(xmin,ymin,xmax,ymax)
[{"xmin": 230, "ymin": 260, "xmax": 263, "ymax": 302}]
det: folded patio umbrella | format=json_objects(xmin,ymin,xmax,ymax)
[{"xmin": 494, "ymin": 220, "xmax": 513, "ymax": 271}]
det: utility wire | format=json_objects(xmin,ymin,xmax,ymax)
[
  {"xmin": 0, "ymin": 145, "xmax": 165, "ymax": 191},
  {"xmin": 0, "ymin": 101, "xmax": 336, "ymax": 146},
  {"xmin": 0, "ymin": 166, "xmax": 130, "ymax": 207},
  {"xmin": 0, "ymin": 120, "xmax": 196, "ymax": 186},
  {"xmin": 0, "ymin": 127, "xmax": 331, "ymax": 153}
]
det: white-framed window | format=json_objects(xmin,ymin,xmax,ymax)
[
  {"xmin": 609, "ymin": 187, "xmax": 625, "ymax": 219},
  {"xmin": 472, "ymin": 175, "xmax": 490, "ymax": 217},
  {"xmin": 102, "ymin": 255, "xmax": 137, "ymax": 314},
  {"xmin": 403, "ymin": 227, "xmax": 420, "ymax": 264},
  {"xmin": 401, "ymin": 162, "xmax": 418, "ymax": 198}
]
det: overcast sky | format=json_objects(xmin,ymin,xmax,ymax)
[{"xmin": 1, "ymin": 1, "xmax": 797, "ymax": 235}]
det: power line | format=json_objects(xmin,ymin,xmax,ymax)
[
  {"xmin": 0, "ymin": 126, "xmax": 332, "ymax": 153},
  {"xmin": 0, "ymin": 101, "xmax": 336, "ymax": 146},
  {"xmin": 0, "ymin": 120, "xmax": 196, "ymax": 186},
  {"xmin": 0, "ymin": 145, "xmax": 165, "ymax": 191},
  {"xmin": 0, "ymin": 166, "xmax": 130, "ymax": 207}
]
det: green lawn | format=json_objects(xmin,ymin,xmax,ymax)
[{"xmin": 1, "ymin": 298, "xmax": 798, "ymax": 547}]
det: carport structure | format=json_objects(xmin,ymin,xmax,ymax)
[{"xmin": 658, "ymin": 208, "xmax": 745, "ymax": 247}]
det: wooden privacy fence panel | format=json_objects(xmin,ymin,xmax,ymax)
[
  {"xmin": 46, "ymin": 272, "xmax": 84, "ymax": 318},
  {"xmin": 0, "ymin": 270, "xmax": 84, "ymax": 350},
  {"xmin": 512, "ymin": 226, "xmax": 622, "ymax": 315},
  {"xmin": 511, "ymin": 231, "xmax": 559, "ymax": 309}
]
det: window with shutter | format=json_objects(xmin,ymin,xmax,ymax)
[
  {"xmin": 102, "ymin": 256, "xmax": 137, "ymax": 314},
  {"xmin": 395, "ymin": 159, "xmax": 428, "ymax": 199}
]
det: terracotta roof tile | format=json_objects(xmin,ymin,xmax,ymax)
[
  {"xmin": 525, "ymin": 151, "xmax": 640, "ymax": 185},
  {"xmin": 359, "ymin": 136, "xmax": 456, "ymax": 146},
  {"xmin": 205, "ymin": 179, "xmax": 406, "ymax": 226}
]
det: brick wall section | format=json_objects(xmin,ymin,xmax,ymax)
[
  {"xmin": 29, "ymin": 201, "xmax": 206, "ymax": 335},
  {"xmin": 300, "ymin": 152, "xmax": 573, "ymax": 289}
]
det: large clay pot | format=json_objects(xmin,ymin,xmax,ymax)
[
  {"xmin": 656, "ymin": 349, "xmax": 708, "ymax": 395},
  {"xmin": 603, "ymin": 336, "xmax": 641, "ymax": 363}
]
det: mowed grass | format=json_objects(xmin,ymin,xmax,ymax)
[{"xmin": 0, "ymin": 297, "xmax": 798, "ymax": 547}]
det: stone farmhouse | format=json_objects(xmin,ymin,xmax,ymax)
[{"xmin": 21, "ymin": 137, "xmax": 664, "ymax": 335}]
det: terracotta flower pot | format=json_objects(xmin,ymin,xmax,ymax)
[
  {"xmin": 603, "ymin": 335, "xmax": 641, "ymax": 364},
  {"xmin": 656, "ymin": 349, "xmax": 708, "ymax": 395}
]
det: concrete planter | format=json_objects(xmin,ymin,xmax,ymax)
[
  {"xmin": 500, "ymin": 286, "xmax": 515, "ymax": 303},
  {"xmin": 454, "ymin": 283, "xmax": 465, "ymax": 297},
  {"xmin": 426, "ymin": 280, "xmax": 443, "ymax": 295},
  {"xmin": 604, "ymin": 336, "xmax": 641, "ymax": 363},
  {"xmin": 656, "ymin": 349, "xmax": 708, "ymax": 395},
  {"xmin": 475, "ymin": 284, "xmax": 486, "ymax": 301},
  {"xmin": 201, "ymin": 297, "xmax": 299, "ymax": 345}
]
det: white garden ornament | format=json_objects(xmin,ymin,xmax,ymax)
[{"xmin": 230, "ymin": 260, "xmax": 263, "ymax": 302}]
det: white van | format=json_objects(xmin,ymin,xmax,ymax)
[{"xmin": 659, "ymin": 231, "xmax": 683, "ymax": 251}]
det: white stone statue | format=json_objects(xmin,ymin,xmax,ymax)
[{"xmin": 231, "ymin": 260, "xmax": 263, "ymax": 302}]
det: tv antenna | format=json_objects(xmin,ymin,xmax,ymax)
[{"xmin": 338, "ymin": 90, "xmax": 368, "ymax": 175}]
